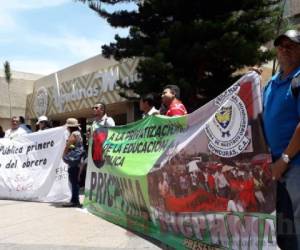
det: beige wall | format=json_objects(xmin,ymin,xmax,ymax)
[
  {"xmin": 285, "ymin": 0, "xmax": 300, "ymax": 18},
  {"xmin": 0, "ymin": 70, "xmax": 42, "ymax": 130},
  {"xmin": 33, "ymin": 54, "xmax": 117, "ymax": 90}
]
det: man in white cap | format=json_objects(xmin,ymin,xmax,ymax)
[
  {"xmin": 262, "ymin": 29, "xmax": 300, "ymax": 249},
  {"xmin": 36, "ymin": 115, "xmax": 51, "ymax": 131}
]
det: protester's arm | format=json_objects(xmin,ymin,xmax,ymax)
[
  {"xmin": 272, "ymin": 122, "xmax": 300, "ymax": 180},
  {"xmin": 78, "ymin": 160, "xmax": 86, "ymax": 182},
  {"xmin": 249, "ymin": 67, "xmax": 263, "ymax": 75},
  {"xmin": 63, "ymin": 135, "xmax": 75, "ymax": 157}
]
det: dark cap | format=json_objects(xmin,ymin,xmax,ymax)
[{"xmin": 274, "ymin": 30, "xmax": 300, "ymax": 46}]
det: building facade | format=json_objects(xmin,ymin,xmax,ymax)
[
  {"xmin": 24, "ymin": 1, "xmax": 300, "ymax": 127},
  {"xmin": 285, "ymin": 0, "xmax": 300, "ymax": 25},
  {"xmin": 25, "ymin": 54, "xmax": 139, "ymax": 131},
  {"xmin": 0, "ymin": 70, "xmax": 42, "ymax": 130}
]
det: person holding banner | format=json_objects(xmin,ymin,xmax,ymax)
[
  {"xmin": 63, "ymin": 118, "xmax": 85, "ymax": 207},
  {"xmin": 91, "ymin": 103, "xmax": 115, "ymax": 168},
  {"xmin": 263, "ymin": 30, "xmax": 300, "ymax": 250},
  {"xmin": 4, "ymin": 116, "xmax": 28, "ymax": 139},
  {"xmin": 19, "ymin": 116, "xmax": 32, "ymax": 133},
  {"xmin": 160, "ymin": 85, "xmax": 187, "ymax": 116},
  {"xmin": 139, "ymin": 93, "xmax": 159, "ymax": 118},
  {"xmin": 36, "ymin": 115, "xmax": 51, "ymax": 131},
  {"xmin": 92, "ymin": 102, "xmax": 115, "ymax": 127}
]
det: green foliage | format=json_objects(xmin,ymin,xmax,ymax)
[
  {"xmin": 3, "ymin": 60, "xmax": 12, "ymax": 118},
  {"xmin": 78, "ymin": 0, "xmax": 282, "ymax": 111},
  {"xmin": 4, "ymin": 61, "xmax": 11, "ymax": 85}
]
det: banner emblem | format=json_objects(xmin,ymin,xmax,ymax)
[
  {"xmin": 33, "ymin": 87, "xmax": 48, "ymax": 117},
  {"xmin": 215, "ymin": 106, "xmax": 232, "ymax": 135},
  {"xmin": 205, "ymin": 93, "xmax": 250, "ymax": 158}
]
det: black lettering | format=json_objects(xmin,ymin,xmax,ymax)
[{"xmin": 89, "ymin": 172, "xmax": 97, "ymax": 200}]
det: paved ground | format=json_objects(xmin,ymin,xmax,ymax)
[
  {"xmin": 0, "ymin": 197, "xmax": 161, "ymax": 250},
  {"xmin": 0, "ymin": 198, "xmax": 279, "ymax": 250}
]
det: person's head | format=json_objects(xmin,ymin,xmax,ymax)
[
  {"xmin": 92, "ymin": 102, "xmax": 106, "ymax": 119},
  {"xmin": 10, "ymin": 116, "xmax": 20, "ymax": 130},
  {"xmin": 69, "ymin": 130, "xmax": 83, "ymax": 145},
  {"xmin": 161, "ymin": 85, "xmax": 180, "ymax": 106},
  {"xmin": 140, "ymin": 93, "xmax": 155, "ymax": 112},
  {"xmin": 274, "ymin": 30, "xmax": 300, "ymax": 71},
  {"xmin": 65, "ymin": 118, "xmax": 81, "ymax": 133},
  {"xmin": 36, "ymin": 115, "xmax": 48, "ymax": 130},
  {"xmin": 19, "ymin": 116, "xmax": 25, "ymax": 124},
  {"xmin": 0, "ymin": 125, "xmax": 4, "ymax": 137}
]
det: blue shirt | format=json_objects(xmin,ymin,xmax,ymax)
[{"xmin": 263, "ymin": 66, "xmax": 300, "ymax": 164}]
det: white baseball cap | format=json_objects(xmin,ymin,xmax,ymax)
[
  {"xmin": 274, "ymin": 30, "xmax": 300, "ymax": 46},
  {"xmin": 36, "ymin": 115, "xmax": 48, "ymax": 125}
]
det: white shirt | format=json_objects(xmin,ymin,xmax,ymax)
[
  {"xmin": 5, "ymin": 126, "xmax": 28, "ymax": 139},
  {"xmin": 20, "ymin": 124, "xmax": 32, "ymax": 133},
  {"xmin": 142, "ymin": 106, "xmax": 159, "ymax": 118},
  {"xmin": 92, "ymin": 114, "xmax": 115, "ymax": 130}
]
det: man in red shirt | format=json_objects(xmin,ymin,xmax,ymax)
[{"xmin": 160, "ymin": 85, "xmax": 187, "ymax": 116}]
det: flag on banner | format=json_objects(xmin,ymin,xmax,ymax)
[{"xmin": 84, "ymin": 71, "xmax": 276, "ymax": 250}]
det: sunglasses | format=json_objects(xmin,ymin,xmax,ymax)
[{"xmin": 92, "ymin": 106, "xmax": 104, "ymax": 110}]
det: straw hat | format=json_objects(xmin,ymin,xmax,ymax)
[{"xmin": 65, "ymin": 118, "xmax": 80, "ymax": 127}]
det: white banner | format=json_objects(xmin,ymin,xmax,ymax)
[{"xmin": 0, "ymin": 127, "xmax": 71, "ymax": 202}]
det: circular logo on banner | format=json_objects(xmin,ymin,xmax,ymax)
[
  {"xmin": 33, "ymin": 87, "xmax": 48, "ymax": 117},
  {"xmin": 205, "ymin": 94, "xmax": 250, "ymax": 158}
]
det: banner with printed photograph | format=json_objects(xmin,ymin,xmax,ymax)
[
  {"xmin": 0, "ymin": 127, "xmax": 71, "ymax": 202},
  {"xmin": 84, "ymin": 71, "xmax": 276, "ymax": 250}
]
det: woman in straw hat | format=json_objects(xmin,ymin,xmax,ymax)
[{"xmin": 62, "ymin": 118, "xmax": 85, "ymax": 207}]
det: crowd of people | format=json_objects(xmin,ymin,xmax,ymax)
[
  {"xmin": 0, "ymin": 84, "xmax": 188, "ymax": 208},
  {"xmin": 149, "ymin": 153, "xmax": 274, "ymax": 214},
  {"xmin": 0, "ymin": 115, "xmax": 52, "ymax": 140},
  {"xmin": 1, "ymin": 29, "xmax": 300, "ymax": 249}
]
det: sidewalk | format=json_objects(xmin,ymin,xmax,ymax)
[{"xmin": 0, "ymin": 197, "xmax": 161, "ymax": 250}]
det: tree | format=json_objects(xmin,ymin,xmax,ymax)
[
  {"xmin": 78, "ymin": 0, "xmax": 281, "ymax": 111},
  {"xmin": 4, "ymin": 61, "xmax": 12, "ymax": 118}
]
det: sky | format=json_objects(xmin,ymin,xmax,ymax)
[{"xmin": 0, "ymin": 0, "xmax": 136, "ymax": 75}]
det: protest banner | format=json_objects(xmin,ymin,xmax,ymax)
[
  {"xmin": 0, "ymin": 127, "xmax": 71, "ymax": 202},
  {"xmin": 84, "ymin": 71, "xmax": 276, "ymax": 250}
]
